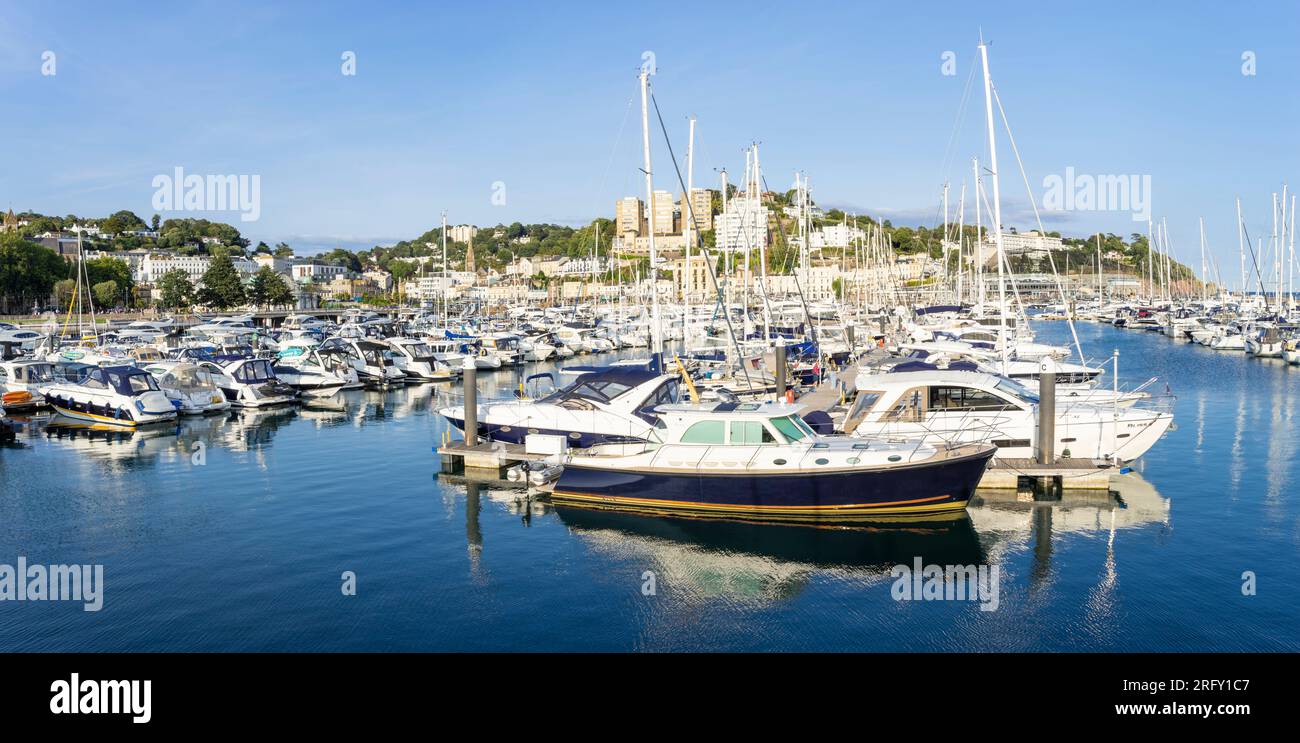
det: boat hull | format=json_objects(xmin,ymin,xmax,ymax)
[{"xmin": 550, "ymin": 447, "xmax": 994, "ymax": 523}]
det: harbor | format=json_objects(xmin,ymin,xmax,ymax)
[
  {"xmin": 1, "ymin": 316, "xmax": 1298, "ymax": 651},
  {"xmin": 2, "ymin": 10, "xmax": 1298, "ymax": 665}
]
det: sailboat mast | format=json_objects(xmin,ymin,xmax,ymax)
[
  {"xmin": 1236, "ymin": 198, "xmax": 1246, "ymax": 300},
  {"xmin": 956, "ymin": 183, "xmax": 966, "ymax": 305},
  {"xmin": 973, "ymin": 157, "xmax": 984, "ymax": 307},
  {"xmin": 978, "ymin": 40, "xmax": 1009, "ymax": 373},
  {"xmin": 441, "ymin": 211, "xmax": 448, "ymax": 325},
  {"xmin": 638, "ymin": 69, "xmax": 662, "ymax": 358},
  {"xmin": 755, "ymin": 143, "xmax": 770, "ymax": 343},
  {"xmin": 684, "ymin": 115, "xmax": 696, "ymax": 348},
  {"xmin": 1096, "ymin": 233, "xmax": 1103, "ymax": 301}
]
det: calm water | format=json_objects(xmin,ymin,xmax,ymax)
[{"xmin": 1, "ymin": 323, "xmax": 1298, "ymax": 652}]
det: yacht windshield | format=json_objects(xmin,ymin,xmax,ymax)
[
  {"xmin": 770, "ymin": 415, "xmax": 808, "ymax": 442},
  {"xmin": 236, "ymin": 360, "xmax": 276, "ymax": 383},
  {"xmin": 546, "ymin": 378, "xmax": 633, "ymax": 404},
  {"xmin": 995, "ymin": 378, "xmax": 1038, "ymax": 404},
  {"xmin": 108, "ymin": 371, "xmax": 160, "ymax": 395}
]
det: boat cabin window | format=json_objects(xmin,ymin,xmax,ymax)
[
  {"xmin": 770, "ymin": 415, "xmax": 809, "ymax": 442},
  {"xmin": 360, "ymin": 346, "xmax": 387, "ymax": 365},
  {"xmin": 729, "ymin": 420, "xmax": 777, "ymax": 445},
  {"xmin": 843, "ymin": 390, "xmax": 884, "ymax": 431},
  {"xmin": 680, "ymin": 419, "xmax": 726, "ymax": 444},
  {"xmin": 928, "ymin": 386, "xmax": 1012, "ymax": 412},
  {"xmin": 111, "ymin": 372, "xmax": 159, "ymax": 395},
  {"xmin": 645, "ymin": 380, "xmax": 680, "ymax": 408},
  {"xmin": 235, "ymin": 360, "xmax": 276, "ymax": 383},
  {"xmin": 83, "ymin": 369, "xmax": 109, "ymax": 390},
  {"xmin": 995, "ymin": 378, "xmax": 1038, "ymax": 404},
  {"xmin": 565, "ymin": 378, "xmax": 634, "ymax": 403},
  {"xmin": 882, "ymin": 388, "xmax": 924, "ymax": 422}
]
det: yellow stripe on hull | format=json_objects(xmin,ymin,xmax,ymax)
[
  {"xmin": 52, "ymin": 405, "xmax": 139, "ymax": 428},
  {"xmin": 547, "ymin": 490, "xmax": 969, "ymax": 521}
]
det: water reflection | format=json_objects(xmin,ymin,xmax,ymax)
[
  {"xmin": 21, "ymin": 382, "xmax": 450, "ymax": 467},
  {"xmin": 520, "ymin": 472, "xmax": 1167, "ymax": 606},
  {"xmin": 968, "ymin": 472, "xmax": 1170, "ymax": 609}
]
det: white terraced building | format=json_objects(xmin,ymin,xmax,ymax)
[
  {"xmin": 138, "ymin": 254, "xmax": 257, "ymax": 283},
  {"xmin": 714, "ymin": 203, "xmax": 769, "ymax": 253}
]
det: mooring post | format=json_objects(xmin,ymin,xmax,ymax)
[
  {"xmin": 774, "ymin": 343, "xmax": 787, "ymax": 402},
  {"xmin": 1037, "ymin": 356, "xmax": 1057, "ymax": 465},
  {"xmin": 462, "ymin": 355, "xmax": 478, "ymax": 447}
]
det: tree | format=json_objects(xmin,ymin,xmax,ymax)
[
  {"xmin": 264, "ymin": 271, "xmax": 295, "ymax": 308},
  {"xmin": 0, "ymin": 232, "xmax": 68, "ymax": 313},
  {"xmin": 273, "ymin": 242, "xmax": 293, "ymax": 258},
  {"xmin": 157, "ymin": 269, "xmax": 195, "ymax": 311},
  {"xmin": 99, "ymin": 210, "xmax": 146, "ymax": 236},
  {"xmin": 53, "ymin": 279, "xmax": 76, "ymax": 309},
  {"xmin": 85, "ymin": 256, "xmax": 132, "ymax": 293},
  {"xmin": 246, "ymin": 266, "xmax": 294, "ymax": 308},
  {"xmin": 151, "ymin": 214, "xmax": 161, "ymax": 231},
  {"xmin": 92, "ymin": 280, "xmax": 119, "ymax": 309},
  {"xmin": 387, "ymin": 259, "xmax": 418, "ymax": 284},
  {"xmin": 197, "ymin": 254, "xmax": 246, "ymax": 309}
]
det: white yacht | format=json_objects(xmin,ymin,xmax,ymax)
[
  {"xmin": 844, "ymin": 368, "xmax": 1173, "ymax": 463},
  {"xmin": 44, "ymin": 365, "xmax": 178, "ymax": 426},
  {"xmin": 0, "ymin": 359, "xmax": 58, "ymax": 411},
  {"xmin": 280, "ymin": 344, "xmax": 364, "ymax": 390},
  {"xmin": 141, "ymin": 361, "xmax": 232, "ymax": 414},
  {"xmin": 200, "ymin": 357, "xmax": 298, "ymax": 408},
  {"xmin": 322, "ymin": 338, "xmax": 407, "ymax": 386},
  {"xmin": 438, "ymin": 367, "xmax": 682, "ymax": 447},
  {"xmin": 480, "ymin": 333, "xmax": 524, "ymax": 366},
  {"xmin": 386, "ymin": 337, "xmax": 460, "ymax": 381}
]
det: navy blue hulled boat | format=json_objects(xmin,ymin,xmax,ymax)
[{"xmin": 547, "ymin": 401, "xmax": 995, "ymax": 523}]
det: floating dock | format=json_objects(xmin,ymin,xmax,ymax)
[
  {"xmin": 978, "ymin": 457, "xmax": 1120, "ymax": 492},
  {"xmin": 436, "ymin": 439, "xmax": 546, "ymax": 476}
]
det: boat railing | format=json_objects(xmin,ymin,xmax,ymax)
[{"xmin": 433, "ymin": 387, "xmax": 527, "ymax": 411}]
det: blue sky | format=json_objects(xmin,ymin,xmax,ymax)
[{"xmin": 1, "ymin": 1, "xmax": 1298, "ymax": 273}]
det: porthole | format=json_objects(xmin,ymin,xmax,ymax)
[
  {"xmin": 500, "ymin": 426, "xmax": 512, "ymax": 433},
  {"xmin": 772, "ymin": 458, "xmax": 787, "ymax": 465},
  {"xmin": 566, "ymin": 431, "xmax": 580, "ymax": 439},
  {"xmin": 847, "ymin": 457, "xmax": 860, "ymax": 464},
  {"xmin": 815, "ymin": 458, "xmax": 829, "ymax": 465},
  {"xmin": 888, "ymin": 455, "xmax": 902, "ymax": 462}
]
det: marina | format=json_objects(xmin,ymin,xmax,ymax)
[
  {"xmin": 1, "ymin": 7, "xmax": 1298, "ymax": 669},
  {"xmin": 2, "ymin": 317, "xmax": 1299, "ymax": 651}
]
